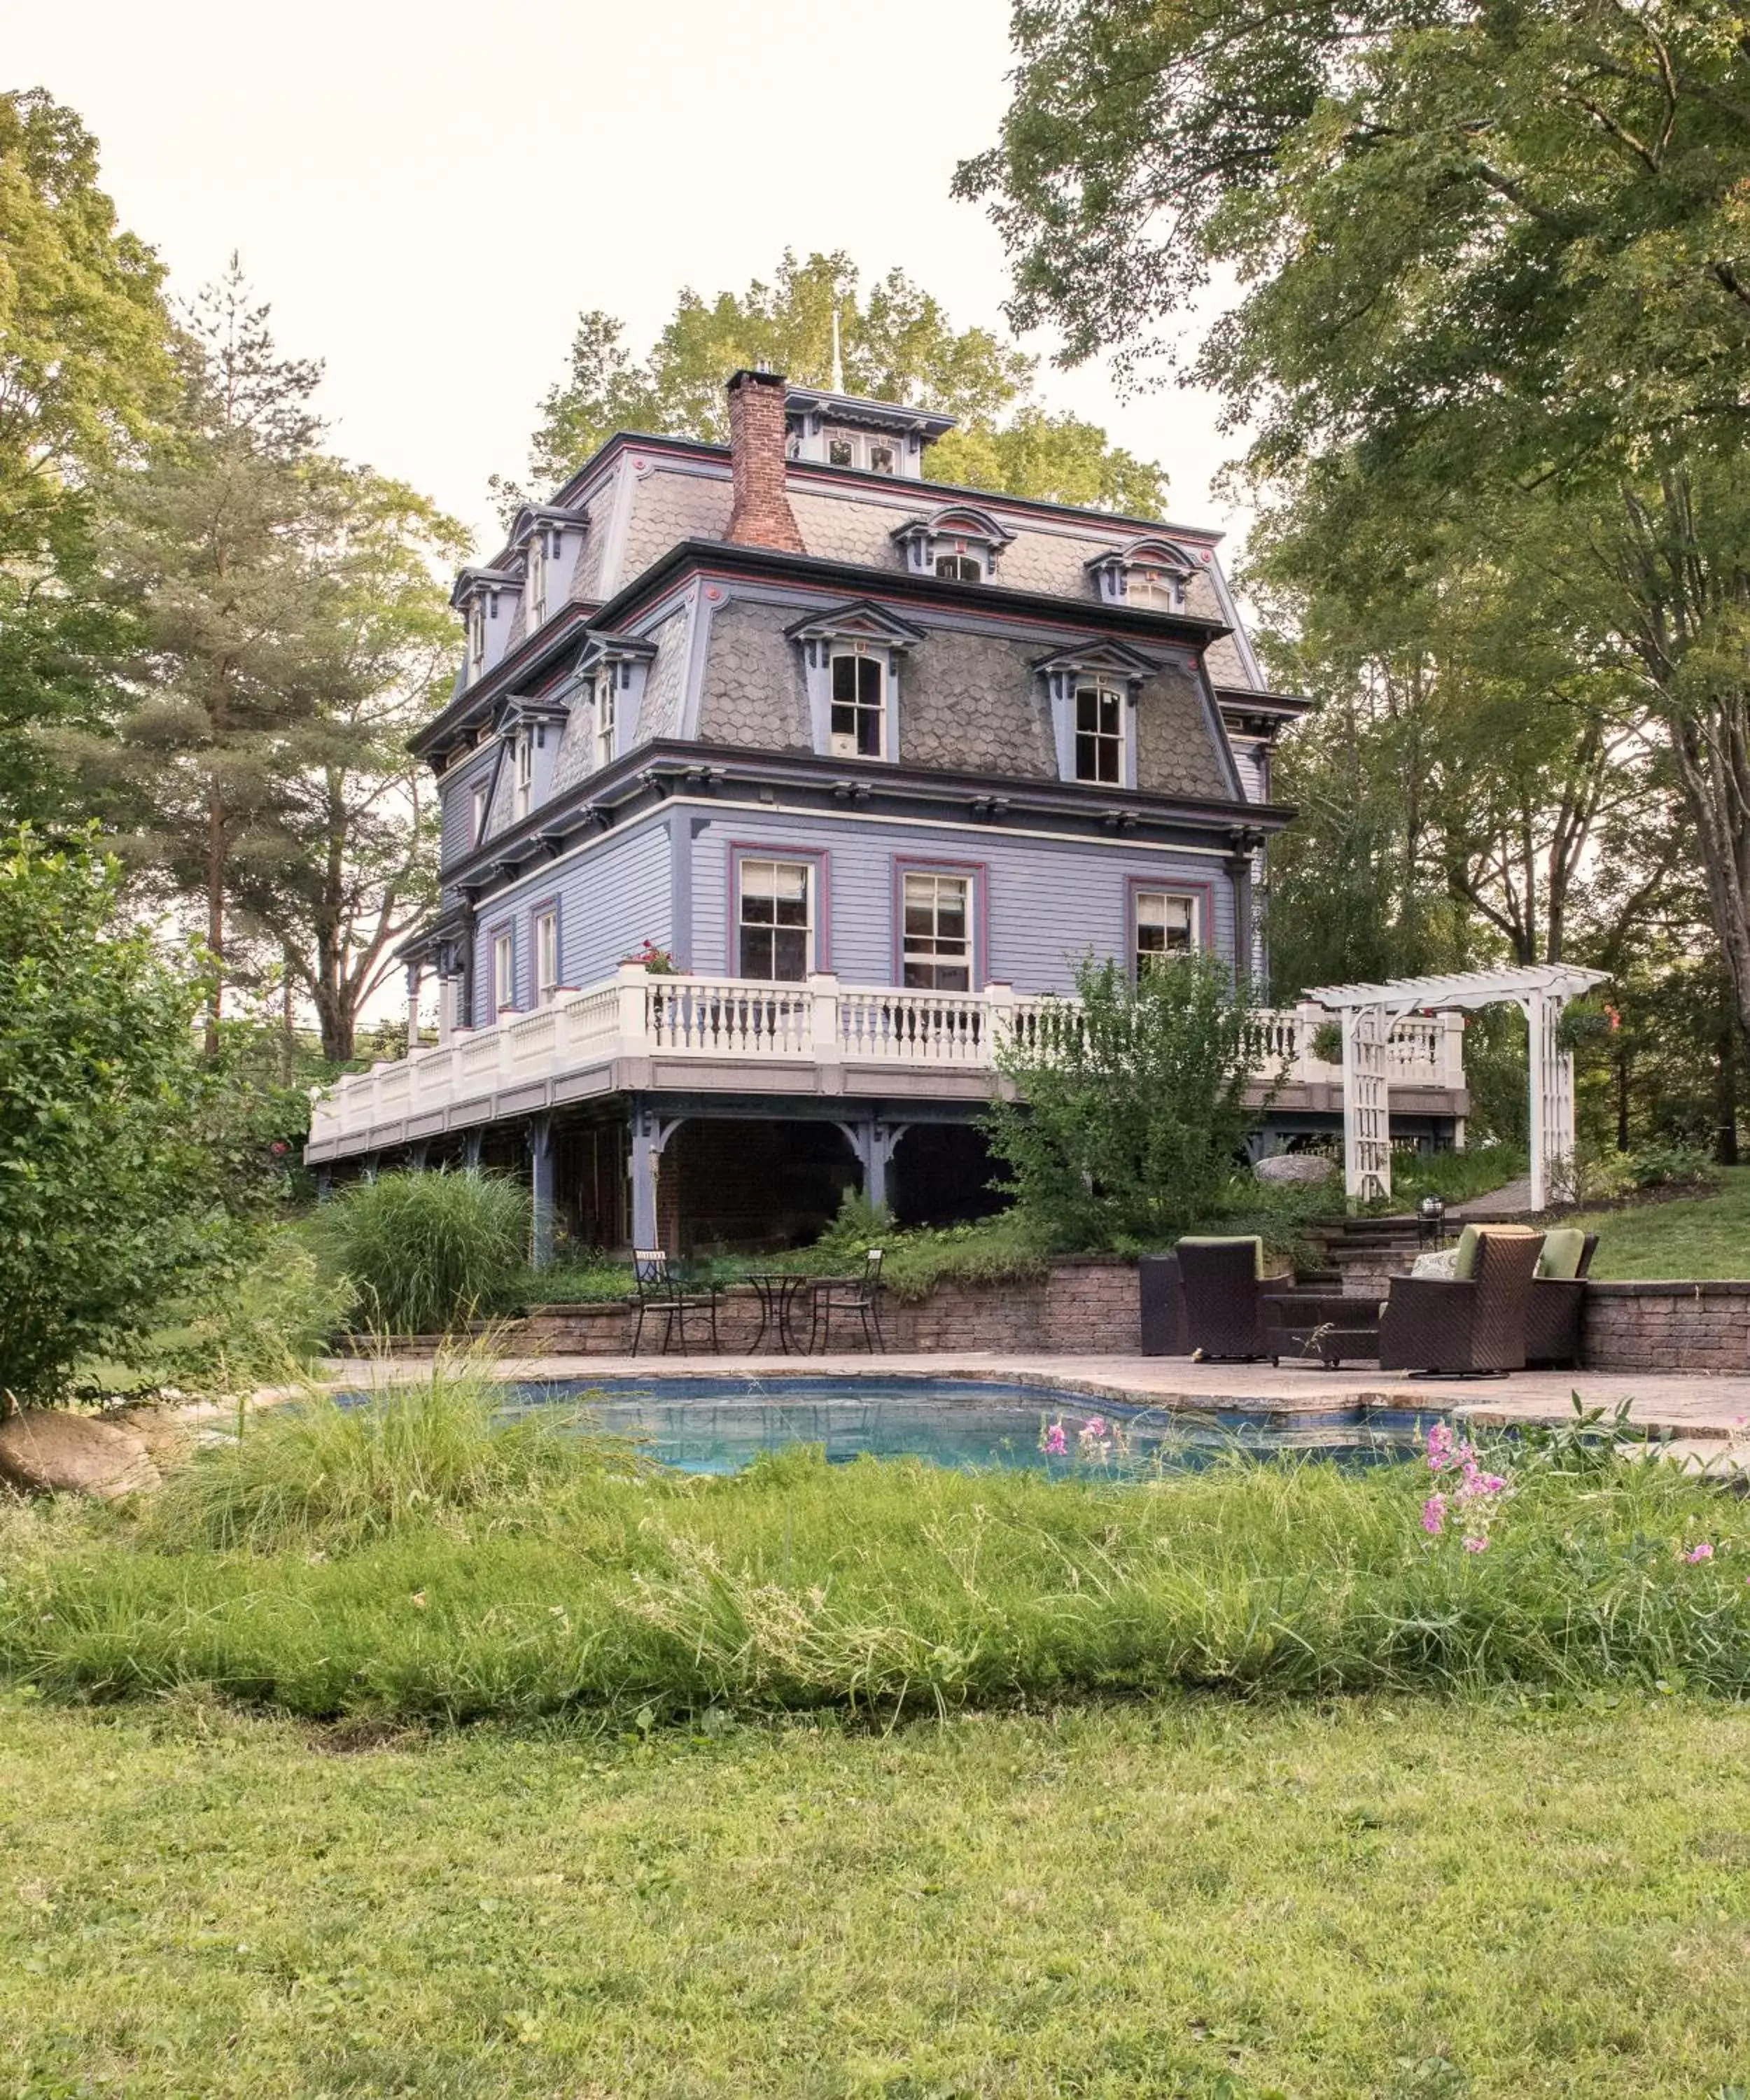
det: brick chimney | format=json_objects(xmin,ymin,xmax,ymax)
[{"xmin": 724, "ymin": 368, "xmax": 805, "ymax": 554}]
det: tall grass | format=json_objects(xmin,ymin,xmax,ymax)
[
  {"xmin": 3, "ymin": 1371, "xmax": 1747, "ymax": 1721},
  {"xmin": 324, "ymin": 1169, "xmax": 529, "ymax": 1334}
]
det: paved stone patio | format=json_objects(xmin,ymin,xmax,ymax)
[{"xmin": 321, "ymin": 1350, "xmax": 1750, "ymax": 1451}]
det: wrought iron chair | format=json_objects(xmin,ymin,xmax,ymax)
[
  {"xmin": 1378, "ymin": 1228, "xmax": 1546, "ymax": 1376},
  {"xmin": 630, "ymin": 1247, "xmax": 721, "ymax": 1357},
  {"xmin": 806, "ymin": 1247, "xmax": 886, "ymax": 1354}
]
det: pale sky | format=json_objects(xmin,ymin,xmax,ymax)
[{"xmin": 10, "ymin": 0, "xmax": 1248, "ymax": 561}]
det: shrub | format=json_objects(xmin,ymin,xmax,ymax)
[
  {"xmin": 0, "ymin": 826, "xmax": 232, "ymax": 1407},
  {"xmin": 987, "ymin": 952, "xmax": 1268, "ymax": 1249},
  {"xmin": 1626, "ymin": 1142, "xmax": 1719, "ymax": 1192},
  {"xmin": 325, "ymin": 1169, "xmax": 530, "ymax": 1335},
  {"xmin": 138, "ymin": 1223, "xmax": 354, "ymax": 1394}
]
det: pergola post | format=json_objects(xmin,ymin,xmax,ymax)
[
  {"xmin": 1340, "ymin": 1004, "xmax": 1393, "ymax": 1201},
  {"xmin": 1526, "ymin": 988, "xmax": 1574, "ymax": 1212}
]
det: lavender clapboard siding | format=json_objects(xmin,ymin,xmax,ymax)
[
  {"xmin": 438, "ymin": 751, "xmax": 498, "ymax": 869},
  {"xmin": 472, "ymin": 817, "xmax": 672, "ymax": 1015},
  {"xmin": 685, "ymin": 808, "xmax": 1236, "ymax": 993}
]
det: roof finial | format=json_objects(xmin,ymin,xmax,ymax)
[{"xmin": 830, "ymin": 306, "xmax": 845, "ymax": 396}]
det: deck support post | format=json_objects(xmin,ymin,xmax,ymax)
[
  {"xmin": 528, "ymin": 1114, "xmax": 555, "ymax": 1269},
  {"xmin": 848, "ymin": 1118, "xmax": 902, "ymax": 1214},
  {"xmin": 462, "ymin": 1128, "xmax": 482, "ymax": 1172},
  {"xmin": 629, "ymin": 1099, "xmax": 661, "ymax": 1250}
]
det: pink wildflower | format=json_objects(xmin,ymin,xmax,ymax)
[
  {"xmin": 1462, "ymin": 1536, "xmax": 1490, "ymax": 1553},
  {"xmin": 1684, "ymin": 1542, "xmax": 1715, "ymax": 1564},
  {"xmin": 1478, "ymin": 1473, "xmax": 1508, "ymax": 1496},
  {"xmin": 1422, "ymin": 1494, "xmax": 1448, "ymax": 1536},
  {"xmin": 1081, "ymin": 1417, "xmax": 1107, "ymax": 1440},
  {"xmin": 1042, "ymin": 1421, "xmax": 1068, "ymax": 1458},
  {"xmin": 1426, "ymin": 1423, "xmax": 1456, "ymax": 1471}
]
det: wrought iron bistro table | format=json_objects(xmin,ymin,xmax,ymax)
[{"xmin": 745, "ymin": 1272, "xmax": 817, "ymax": 1354}]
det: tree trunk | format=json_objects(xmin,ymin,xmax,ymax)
[{"xmin": 204, "ymin": 785, "xmax": 225, "ymax": 1058}]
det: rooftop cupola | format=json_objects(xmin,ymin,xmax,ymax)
[{"xmin": 785, "ymin": 384, "xmax": 956, "ymax": 480}]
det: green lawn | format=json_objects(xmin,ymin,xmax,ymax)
[
  {"xmin": 3, "ymin": 1690, "xmax": 1747, "ymax": 2098},
  {"xmin": 1578, "ymin": 1166, "xmax": 1750, "ymax": 1280}
]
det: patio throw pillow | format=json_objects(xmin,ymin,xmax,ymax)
[
  {"xmin": 1537, "ymin": 1227, "xmax": 1588, "ymax": 1280},
  {"xmin": 1450, "ymin": 1222, "xmax": 1539, "ymax": 1279},
  {"xmin": 1410, "ymin": 1247, "xmax": 1461, "ymax": 1280}
]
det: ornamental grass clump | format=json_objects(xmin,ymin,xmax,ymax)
[
  {"xmin": 6, "ymin": 1395, "xmax": 1750, "ymax": 1723},
  {"xmin": 325, "ymin": 1168, "xmax": 530, "ymax": 1335}
]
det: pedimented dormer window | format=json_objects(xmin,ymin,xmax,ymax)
[
  {"xmin": 892, "ymin": 504, "xmax": 1016, "ymax": 584},
  {"xmin": 787, "ymin": 599, "xmax": 925, "ymax": 764},
  {"xmin": 1035, "ymin": 638, "xmax": 1159, "ymax": 790},
  {"xmin": 1086, "ymin": 536, "xmax": 1197, "ymax": 612},
  {"xmin": 451, "ymin": 566, "xmax": 519, "ymax": 687},
  {"xmin": 573, "ymin": 628, "xmax": 657, "ymax": 776},
  {"xmin": 510, "ymin": 505, "xmax": 585, "ymax": 641}
]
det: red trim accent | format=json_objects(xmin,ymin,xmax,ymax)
[
  {"xmin": 726, "ymin": 841, "xmax": 832, "ymax": 979},
  {"xmin": 892, "ymin": 855, "xmax": 990, "ymax": 990}
]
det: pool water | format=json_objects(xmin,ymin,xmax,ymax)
[{"xmin": 489, "ymin": 1376, "xmax": 1438, "ymax": 1477}]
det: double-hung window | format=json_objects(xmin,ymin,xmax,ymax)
[
  {"xmin": 867, "ymin": 440, "xmax": 897, "ymax": 475},
  {"xmin": 467, "ymin": 599, "xmax": 486, "ymax": 677},
  {"xmin": 1128, "ymin": 565, "xmax": 1182, "ymax": 612},
  {"xmin": 525, "ymin": 534, "xmax": 547, "ymax": 630},
  {"xmin": 492, "ymin": 928, "xmax": 516, "ymax": 1014},
  {"xmin": 514, "ymin": 730, "xmax": 534, "ymax": 820},
  {"xmin": 534, "ymin": 908, "xmax": 559, "ymax": 1005},
  {"xmin": 470, "ymin": 782, "xmax": 489, "ymax": 847},
  {"xmin": 830, "ymin": 650, "xmax": 884, "ymax": 759},
  {"xmin": 595, "ymin": 673, "xmax": 617, "ymax": 771},
  {"xmin": 902, "ymin": 872, "xmax": 972, "ymax": 992},
  {"xmin": 738, "ymin": 860, "xmax": 811, "ymax": 982},
  {"xmin": 1134, "ymin": 890, "xmax": 1197, "ymax": 973},
  {"xmin": 1074, "ymin": 684, "xmax": 1125, "ymax": 785},
  {"xmin": 934, "ymin": 548, "xmax": 982, "ymax": 582}
]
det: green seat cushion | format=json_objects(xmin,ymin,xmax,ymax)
[
  {"xmin": 1451, "ymin": 1222, "xmax": 1539, "ymax": 1280},
  {"xmin": 1176, "ymin": 1234, "xmax": 1266, "ymax": 1279},
  {"xmin": 1537, "ymin": 1227, "xmax": 1588, "ymax": 1280}
]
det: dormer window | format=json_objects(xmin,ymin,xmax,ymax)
[
  {"xmin": 867, "ymin": 440, "xmax": 897, "ymax": 476},
  {"xmin": 525, "ymin": 536, "xmax": 548, "ymax": 631},
  {"xmin": 822, "ymin": 427, "xmax": 899, "ymax": 475},
  {"xmin": 1086, "ymin": 536, "xmax": 1198, "ymax": 612},
  {"xmin": 468, "ymin": 600, "xmax": 487, "ymax": 675},
  {"xmin": 451, "ymin": 566, "xmax": 519, "ymax": 687},
  {"xmin": 893, "ymin": 505, "xmax": 1015, "ymax": 583},
  {"xmin": 513, "ymin": 729, "xmax": 534, "ymax": 820},
  {"xmin": 787, "ymin": 600, "xmax": 924, "ymax": 765},
  {"xmin": 594, "ymin": 673, "xmax": 617, "ymax": 771},
  {"xmin": 830, "ymin": 648, "xmax": 886, "ymax": 759},
  {"xmin": 1074, "ymin": 685, "xmax": 1126, "ymax": 785}
]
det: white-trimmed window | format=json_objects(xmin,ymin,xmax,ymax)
[
  {"xmin": 467, "ymin": 599, "xmax": 487, "ymax": 676},
  {"xmin": 534, "ymin": 908, "xmax": 559, "ymax": 1005},
  {"xmin": 827, "ymin": 434, "xmax": 855, "ymax": 468},
  {"xmin": 830, "ymin": 650, "xmax": 885, "ymax": 758},
  {"xmin": 738, "ymin": 860, "xmax": 811, "ymax": 982},
  {"xmin": 492, "ymin": 927, "xmax": 517, "ymax": 1014},
  {"xmin": 934, "ymin": 545, "xmax": 983, "ymax": 582},
  {"xmin": 1127, "ymin": 565, "xmax": 1184, "ymax": 612},
  {"xmin": 1074, "ymin": 685, "xmax": 1125, "ymax": 785},
  {"xmin": 514, "ymin": 729, "xmax": 534, "ymax": 820},
  {"xmin": 1135, "ymin": 890, "xmax": 1198, "ymax": 972},
  {"xmin": 595, "ymin": 673, "xmax": 617, "ymax": 771},
  {"xmin": 525, "ymin": 534, "xmax": 548, "ymax": 631},
  {"xmin": 902, "ymin": 872, "xmax": 972, "ymax": 992},
  {"xmin": 867, "ymin": 440, "xmax": 897, "ymax": 476},
  {"xmin": 470, "ymin": 781, "xmax": 489, "ymax": 847}
]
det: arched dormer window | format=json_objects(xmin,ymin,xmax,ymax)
[
  {"xmin": 891, "ymin": 504, "xmax": 1016, "ymax": 584},
  {"xmin": 786, "ymin": 600, "xmax": 925, "ymax": 764},
  {"xmin": 1085, "ymin": 536, "xmax": 1199, "ymax": 613}
]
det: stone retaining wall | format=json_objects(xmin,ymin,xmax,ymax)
[
  {"xmin": 1581, "ymin": 1282, "xmax": 1750, "ymax": 1374},
  {"xmin": 498, "ymin": 1268, "xmax": 1747, "ymax": 1373}
]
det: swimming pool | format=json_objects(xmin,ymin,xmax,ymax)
[{"xmin": 484, "ymin": 1376, "xmax": 1438, "ymax": 1477}]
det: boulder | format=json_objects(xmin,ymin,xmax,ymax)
[
  {"xmin": 1254, "ymin": 1152, "xmax": 1338, "ymax": 1187},
  {"xmin": 0, "ymin": 1409, "xmax": 161, "ymax": 1500}
]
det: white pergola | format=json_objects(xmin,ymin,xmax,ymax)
[{"xmin": 1303, "ymin": 965, "xmax": 1609, "ymax": 1210}]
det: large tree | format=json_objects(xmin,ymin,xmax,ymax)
[
  {"xmin": 500, "ymin": 248, "xmax": 1168, "ymax": 518},
  {"xmin": 0, "ymin": 88, "xmax": 171, "ymax": 818},
  {"xmin": 61, "ymin": 264, "xmax": 463, "ymax": 1059},
  {"xmin": 961, "ymin": 3, "xmax": 1750, "ymax": 1032}
]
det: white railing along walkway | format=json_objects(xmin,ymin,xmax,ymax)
[{"xmin": 309, "ymin": 963, "xmax": 1466, "ymax": 1150}]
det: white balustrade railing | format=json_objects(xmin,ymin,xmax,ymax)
[{"xmin": 307, "ymin": 965, "xmax": 1468, "ymax": 1149}]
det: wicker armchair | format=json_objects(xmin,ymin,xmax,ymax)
[
  {"xmin": 1525, "ymin": 1232, "xmax": 1599, "ymax": 1369},
  {"xmin": 1378, "ymin": 1229, "xmax": 1546, "ymax": 1376},
  {"xmin": 1175, "ymin": 1237, "xmax": 1282, "ymax": 1360}
]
